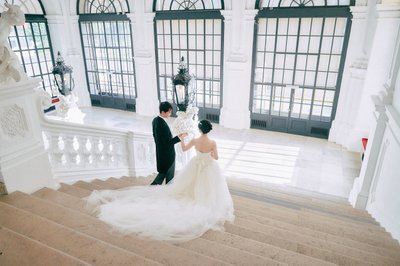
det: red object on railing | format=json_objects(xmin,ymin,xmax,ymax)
[
  {"xmin": 362, "ymin": 138, "xmax": 368, "ymax": 151},
  {"xmin": 51, "ymin": 97, "xmax": 60, "ymax": 104}
]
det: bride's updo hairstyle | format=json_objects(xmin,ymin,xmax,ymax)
[{"xmin": 198, "ymin": 120, "xmax": 212, "ymax": 134}]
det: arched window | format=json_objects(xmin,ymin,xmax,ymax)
[
  {"xmin": 153, "ymin": 0, "xmax": 224, "ymax": 123},
  {"xmin": 250, "ymin": 0, "xmax": 353, "ymax": 138},
  {"xmin": 78, "ymin": 0, "xmax": 137, "ymax": 111},
  {"xmin": 1, "ymin": 0, "xmax": 55, "ymax": 95}
]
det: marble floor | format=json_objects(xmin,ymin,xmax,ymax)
[{"xmin": 48, "ymin": 106, "xmax": 362, "ymax": 199}]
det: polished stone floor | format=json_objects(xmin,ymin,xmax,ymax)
[{"xmin": 48, "ymin": 106, "xmax": 362, "ymax": 199}]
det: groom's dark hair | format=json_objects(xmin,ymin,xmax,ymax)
[{"xmin": 159, "ymin": 101, "xmax": 173, "ymax": 113}]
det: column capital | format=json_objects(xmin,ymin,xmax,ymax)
[
  {"xmin": 350, "ymin": 5, "xmax": 369, "ymax": 19},
  {"xmin": 44, "ymin": 15, "xmax": 64, "ymax": 24},
  {"xmin": 376, "ymin": 4, "xmax": 400, "ymax": 19}
]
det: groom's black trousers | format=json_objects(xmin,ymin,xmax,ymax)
[{"xmin": 151, "ymin": 162, "xmax": 175, "ymax": 185}]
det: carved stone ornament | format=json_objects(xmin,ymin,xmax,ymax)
[
  {"xmin": 0, "ymin": 3, "xmax": 27, "ymax": 84},
  {"xmin": 0, "ymin": 104, "xmax": 29, "ymax": 139}
]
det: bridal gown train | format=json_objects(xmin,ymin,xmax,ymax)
[{"xmin": 86, "ymin": 150, "xmax": 235, "ymax": 241}]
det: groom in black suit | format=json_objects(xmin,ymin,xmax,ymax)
[{"xmin": 151, "ymin": 101, "xmax": 182, "ymax": 185}]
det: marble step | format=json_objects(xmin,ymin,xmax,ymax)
[
  {"xmin": 228, "ymin": 180, "xmax": 372, "ymax": 219},
  {"xmin": 79, "ymin": 180, "xmax": 388, "ymax": 265},
  {"xmin": 40, "ymin": 187, "xmax": 334, "ymax": 266},
  {"xmin": 230, "ymin": 187, "xmax": 382, "ymax": 232},
  {"xmin": 0, "ymin": 192, "xmax": 232, "ymax": 266},
  {"xmin": 0, "ymin": 226, "xmax": 89, "ymax": 266},
  {"xmin": 60, "ymin": 183, "xmax": 397, "ymax": 266},
  {"xmin": 104, "ymin": 177, "xmax": 393, "ymax": 246},
  {"xmin": 66, "ymin": 181, "xmax": 395, "ymax": 265},
  {"xmin": 0, "ymin": 200, "xmax": 160, "ymax": 266},
  {"xmin": 232, "ymin": 196, "xmax": 399, "ymax": 250},
  {"xmin": 68, "ymin": 179, "xmax": 400, "ymax": 265},
  {"xmin": 33, "ymin": 190, "xmax": 286, "ymax": 266},
  {"xmin": 235, "ymin": 208, "xmax": 400, "ymax": 263},
  {"xmin": 233, "ymin": 216, "xmax": 398, "ymax": 266}
]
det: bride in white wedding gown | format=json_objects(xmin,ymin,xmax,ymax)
[{"xmin": 86, "ymin": 120, "xmax": 234, "ymax": 241}]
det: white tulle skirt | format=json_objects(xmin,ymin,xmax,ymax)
[{"xmin": 86, "ymin": 152, "xmax": 234, "ymax": 241}]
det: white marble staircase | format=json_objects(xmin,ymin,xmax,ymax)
[{"xmin": 1, "ymin": 176, "xmax": 399, "ymax": 266}]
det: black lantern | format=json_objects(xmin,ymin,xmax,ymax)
[
  {"xmin": 52, "ymin": 51, "xmax": 74, "ymax": 96},
  {"xmin": 172, "ymin": 56, "xmax": 195, "ymax": 112}
]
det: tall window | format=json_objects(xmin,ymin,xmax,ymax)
[
  {"xmin": 78, "ymin": 0, "xmax": 137, "ymax": 111},
  {"xmin": 2, "ymin": 0, "xmax": 55, "ymax": 95},
  {"xmin": 154, "ymin": 0, "xmax": 224, "ymax": 122},
  {"xmin": 250, "ymin": 0, "xmax": 353, "ymax": 138}
]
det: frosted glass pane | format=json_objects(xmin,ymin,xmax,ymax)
[
  {"xmin": 278, "ymin": 18, "xmax": 288, "ymax": 35},
  {"xmin": 180, "ymin": 35, "xmax": 187, "ymax": 49},
  {"xmin": 327, "ymin": 72, "xmax": 337, "ymax": 87},
  {"xmin": 197, "ymin": 35, "xmax": 204, "ymax": 49},
  {"xmin": 300, "ymin": 18, "xmax": 311, "ymax": 35},
  {"xmin": 274, "ymin": 69, "xmax": 283, "ymax": 83},
  {"xmin": 329, "ymin": 55, "xmax": 341, "ymax": 71},
  {"xmin": 267, "ymin": 18, "xmax": 277, "ymax": 35},
  {"xmin": 296, "ymin": 55, "xmax": 307, "ymax": 70},
  {"xmin": 196, "ymin": 20, "xmax": 204, "ymax": 34},
  {"xmin": 275, "ymin": 54, "xmax": 285, "ymax": 69},
  {"xmin": 307, "ymin": 55, "xmax": 318, "ymax": 71},
  {"xmin": 335, "ymin": 18, "xmax": 347, "ymax": 35},
  {"xmin": 266, "ymin": 36, "xmax": 276, "ymax": 52},
  {"xmin": 332, "ymin": 37, "xmax": 343, "ymax": 54},
  {"xmin": 288, "ymin": 18, "xmax": 299, "ymax": 35},
  {"xmin": 284, "ymin": 70, "xmax": 293, "ymax": 84},
  {"xmin": 213, "ymin": 20, "xmax": 221, "ymax": 34},
  {"xmin": 316, "ymin": 72, "xmax": 327, "ymax": 86},
  {"xmin": 205, "ymin": 36, "xmax": 213, "ymax": 49},
  {"xmin": 310, "ymin": 18, "xmax": 323, "ymax": 35},
  {"xmin": 309, "ymin": 36, "xmax": 320, "ymax": 53},
  {"xmin": 305, "ymin": 71, "xmax": 315, "ymax": 86},
  {"xmin": 214, "ymin": 36, "xmax": 221, "ymax": 50},
  {"xmin": 295, "ymin": 70, "xmax": 304, "ymax": 85},
  {"xmin": 179, "ymin": 20, "xmax": 186, "ymax": 34},
  {"xmin": 257, "ymin": 36, "xmax": 266, "ymax": 51},
  {"xmin": 285, "ymin": 54, "xmax": 295, "ymax": 69},
  {"xmin": 324, "ymin": 18, "xmax": 336, "ymax": 35},
  {"xmin": 287, "ymin": 36, "xmax": 297, "ymax": 52},
  {"xmin": 259, "ymin": 19, "xmax": 266, "ymax": 33},
  {"xmin": 298, "ymin": 36, "xmax": 309, "ymax": 53},
  {"xmin": 276, "ymin": 36, "xmax": 287, "ymax": 52},
  {"xmin": 321, "ymin": 37, "xmax": 333, "ymax": 53},
  {"xmin": 188, "ymin": 35, "xmax": 196, "ymax": 49},
  {"xmin": 319, "ymin": 55, "xmax": 330, "ymax": 71}
]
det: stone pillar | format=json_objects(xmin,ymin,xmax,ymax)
[
  {"xmin": 127, "ymin": 8, "xmax": 159, "ymax": 117},
  {"xmin": 349, "ymin": 90, "xmax": 391, "ymax": 208},
  {"xmin": 329, "ymin": 4, "xmax": 369, "ymax": 150},
  {"xmin": 219, "ymin": 4, "xmax": 257, "ymax": 129},
  {"xmin": 353, "ymin": 4, "xmax": 400, "ymax": 149},
  {"xmin": 0, "ymin": 78, "xmax": 58, "ymax": 193},
  {"xmin": 46, "ymin": 14, "xmax": 91, "ymax": 107}
]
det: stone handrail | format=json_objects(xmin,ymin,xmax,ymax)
[{"xmin": 35, "ymin": 90, "xmax": 156, "ymax": 183}]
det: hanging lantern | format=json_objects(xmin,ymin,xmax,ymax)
[
  {"xmin": 52, "ymin": 51, "xmax": 74, "ymax": 96},
  {"xmin": 172, "ymin": 56, "xmax": 195, "ymax": 112}
]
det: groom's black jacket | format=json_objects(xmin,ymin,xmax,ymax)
[{"xmin": 152, "ymin": 116, "xmax": 180, "ymax": 173}]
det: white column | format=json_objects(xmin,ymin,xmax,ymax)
[
  {"xmin": 127, "ymin": 10, "xmax": 159, "ymax": 117},
  {"xmin": 349, "ymin": 9, "xmax": 400, "ymax": 209},
  {"xmin": 349, "ymin": 91, "xmax": 391, "ymax": 209},
  {"xmin": 329, "ymin": 5, "xmax": 369, "ymax": 150},
  {"xmin": 46, "ymin": 14, "xmax": 91, "ymax": 107},
  {"xmin": 0, "ymin": 78, "xmax": 58, "ymax": 193},
  {"xmin": 219, "ymin": 5, "xmax": 258, "ymax": 129}
]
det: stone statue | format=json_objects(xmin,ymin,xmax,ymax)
[{"xmin": 0, "ymin": 3, "xmax": 27, "ymax": 84}]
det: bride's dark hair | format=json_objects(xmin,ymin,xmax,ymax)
[{"xmin": 198, "ymin": 120, "xmax": 212, "ymax": 134}]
